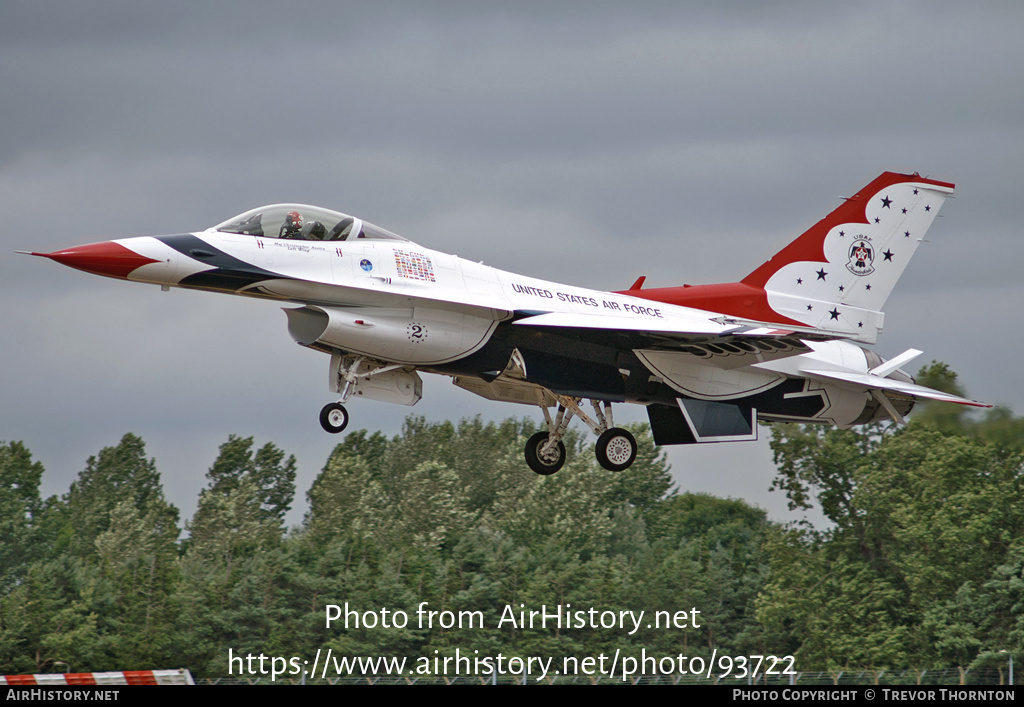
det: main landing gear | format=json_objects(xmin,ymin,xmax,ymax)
[{"xmin": 524, "ymin": 396, "xmax": 637, "ymax": 475}]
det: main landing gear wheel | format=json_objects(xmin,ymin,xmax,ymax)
[
  {"xmin": 595, "ymin": 428, "xmax": 638, "ymax": 471},
  {"xmin": 524, "ymin": 431, "xmax": 567, "ymax": 476},
  {"xmin": 319, "ymin": 403, "xmax": 349, "ymax": 434}
]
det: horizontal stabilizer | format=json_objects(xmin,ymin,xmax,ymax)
[{"xmin": 801, "ymin": 368, "xmax": 991, "ymax": 408}]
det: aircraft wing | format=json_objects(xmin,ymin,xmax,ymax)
[
  {"xmin": 511, "ymin": 310, "xmax": 847, "ymax": 372},
  {"xmin": 513, "ymin": 310, "xmax": 992, "ymax": 412},
  {"xmin": 511, "ymin": 309, "xmax": 856, "ymax": 369},
  {"xmin": 512, "ymin": 310, "xmax": 847, "ymax": 340}
]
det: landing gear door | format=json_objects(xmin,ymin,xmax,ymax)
[
  {"xmin": 647, "ymin": 399, "xmax": 757, "ymax": 446},
  {"xmin": 329, "ymin": 352, "xmax": 422, "ymax": 406}
]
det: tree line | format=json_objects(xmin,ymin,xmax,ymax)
[{"xmin": 0, "ymin": 364, "xmax": 1021, "ymax": 678}]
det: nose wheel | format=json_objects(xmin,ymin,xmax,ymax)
[{"xmin": 319, "ymin": 402, "xmax": 349, "ymax": 434}]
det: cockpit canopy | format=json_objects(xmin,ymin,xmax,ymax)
[{"xmin": 212, "ymin": 204, "xmax": 408, "ymax": 242}]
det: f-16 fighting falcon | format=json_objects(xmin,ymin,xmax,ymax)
[{"xmin": 26, "ymin": 171, "xmax": 988, "ymax": 475}]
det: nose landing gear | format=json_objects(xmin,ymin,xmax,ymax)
[{"xmin": 318, "ymin": 354, "xmax": 419, "ymax": 434}]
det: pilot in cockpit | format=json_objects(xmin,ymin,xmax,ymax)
[
  {"xmin": 279, "ymin": 210, "xmax": 329, "ymax": 240},
  {"xmin": 280, "ymin": 211, "xmax": 304, "ymax": 239}
]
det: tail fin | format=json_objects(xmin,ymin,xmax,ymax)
[{"xmin": 743, "ymin": 171, "xmax": 954, "ymax": 343}]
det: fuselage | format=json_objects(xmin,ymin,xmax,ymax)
[
  {"xmin": 38, "ymin": 203, "xmax": 900, "ymax": 430},
  {"xmin": 114, "ymin": 228, "xmax": 721, "ymax": 341}
]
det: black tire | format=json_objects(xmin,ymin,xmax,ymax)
[
  {"xmin": 524, "ymin": 431, "xmax": 566, "ymax": 475},
  {"xmin": 595, "ymin": 428, "xmax": 637, "ymax": 471},
  {"xmin": 319, "ymin": 403, "xmax": 349, "ymax": 434}
]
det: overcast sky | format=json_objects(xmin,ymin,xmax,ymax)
[{"xmin": 3, "ymin": 1, "xmax": 1022, "ymax": 528}]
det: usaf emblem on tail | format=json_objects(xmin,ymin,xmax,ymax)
[{"xmin": 847, "ymin": 238, "xmax": 875, "ymax": 276}]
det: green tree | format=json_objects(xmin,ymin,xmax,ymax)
[
  {"xmin": 912, "ymin": 361, "xmax": 971, "ymax": 434},
  {"xmin": 204, "ymin": 435, "xmax": 297, "ymax": 528},
  {"xmin": 1, "ymin": 435, "xmax": 182, "ymax": 673},
  {"xmin": 0, "ymin": 442, "xmax": 45, "ymax": 590},
  {"xmin": 176, "ymin": 477, "xmax": 291, "ymax": 676},
  {"xmin": 187, "ymin": 478, "xmax": 282, "ymax": 569},
  {"xmin": 642, "ymin": 494, "xmax": 774, "ymax": 657},
  {"xmin": 0, "ymin": 556, "xmax": 108, "ymax": 673},
  {"xmin": 57, "ymin": 434, "xmax": 179, "ymax": 559},
  {"xmin": 93, "ymin": 499, "xmax": 180, "ymax": 668},
  {"xmin": 760, "ymin": 364, "xmax": 1024, "ymax": 670}
]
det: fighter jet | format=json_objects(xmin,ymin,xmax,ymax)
[{"xmin": 27, "ymin": 171, "xmax": 987, "ymax": 475}]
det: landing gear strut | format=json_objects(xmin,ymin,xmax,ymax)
[{"xmin": 524, "ymin": 395, "xmax": 638, "ymax": 475}]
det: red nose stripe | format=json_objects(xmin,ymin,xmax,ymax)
[{"xmin": 37, "ymin": 241, "xmax": 160, "ymax": 279}]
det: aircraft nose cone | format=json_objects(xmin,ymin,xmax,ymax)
[{"xmin": 34, "ymin": 241, "xmax": 160, "ymax": 279}]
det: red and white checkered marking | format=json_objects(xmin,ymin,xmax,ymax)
[{"xmin": 1, "ymin": 669, "xmax": 194, "ymax": 685}]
